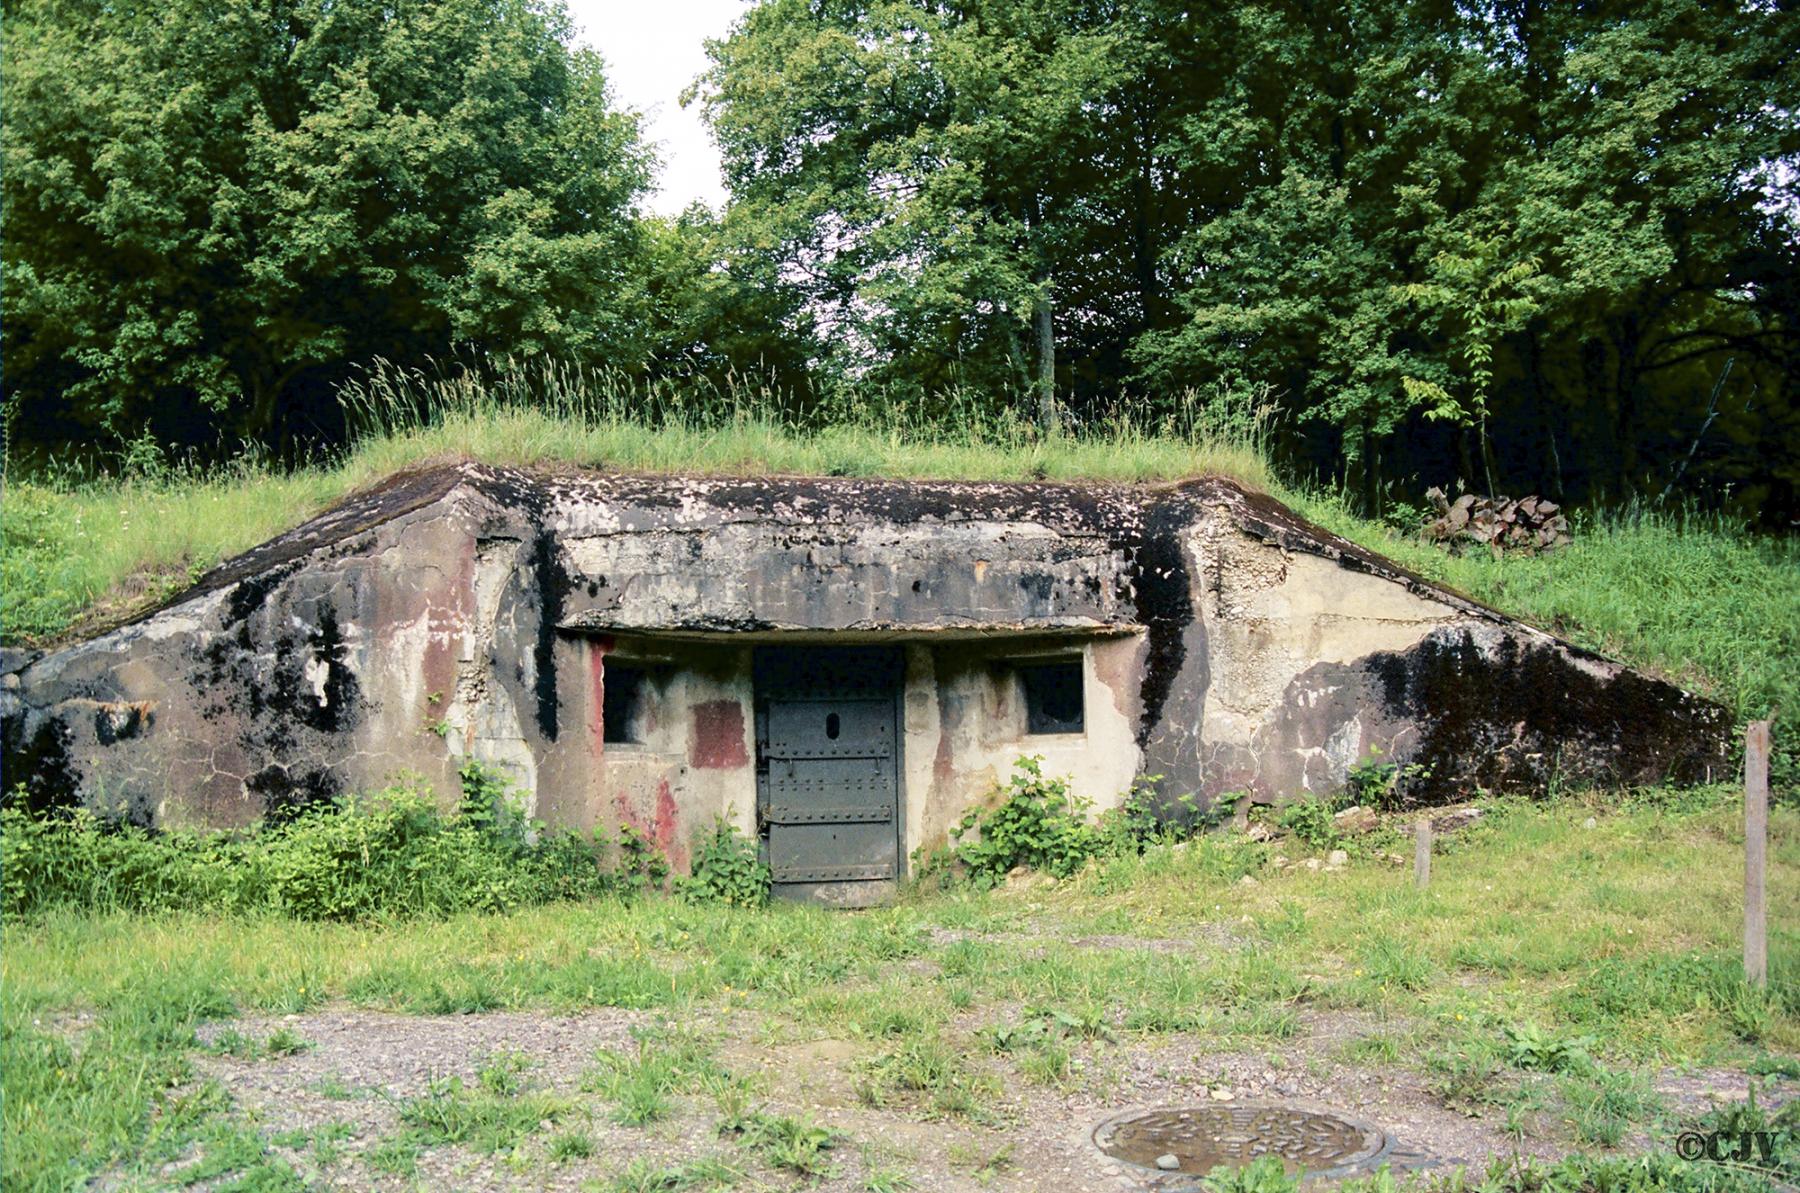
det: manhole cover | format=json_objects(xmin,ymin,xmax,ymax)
[{"xmin": 1092, "ymin": 1104, "xmax": 1393, "ymax": 1182}]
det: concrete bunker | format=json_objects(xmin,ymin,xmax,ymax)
[{"xmin": 1, "ymin": 464, "xmax": 1730, "ymax": 904}]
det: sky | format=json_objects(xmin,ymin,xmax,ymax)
[{"xmin": 567, "ymin": 1, "xmax": 750, "ymax": 215}]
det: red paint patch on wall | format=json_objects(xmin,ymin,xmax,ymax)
[
  {"xmin": 611, "ymin": 780, "xmax": 688, "ymax": 874},
  {"xmin": 654, "ymin": 779, "xmax": 687, "ymax": 872},
  {"xmin": 689, "ymin": 700, "xmax": 749, "ymax": 769}
]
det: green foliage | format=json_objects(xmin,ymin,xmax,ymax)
[
  {"xmin": 616, "ymin": 824, "xmax": 672, "ymax": 894},
  {"xmin": 678, "ymin": 819, "xmax": 771, "ymax": 909},
  {"xmin": 950, "ymin": 757, "xmax": 1099, "ymax": 886},
  {"xmin": 1275, "ymin": 800, "xmax": 1341, "ymax": 852},
  {"xmin": 1697, "ymin": 1090, "xmax": 1800, "ymax": 1185},
  {"xmin": 0, "ymin": 764, "xmax": 616, "ymax": 920},
  {"xmin": 1201, "ymin": 1155, "xmax": 1300, "ymax": 1193},
  {"xmin": 1560, "ymin": 1065, "xmax": 1662, "ymax": 1148},
  {"xmin": 2, "ymin": 0, "xmax": 658, "ymax": 448},
  {"xmin": 856, "ymin": 1034, "xmax": 1000, "ymax": 1123},
  {"xmin": 1457, "ymin": 1146, "xmax": 1800, "ymax": 1193},
  {"xmin": 1, "ymin": 789, "xmax": 1794, "ymax": 1192},
  {"xmin": 582, "ymin": 1025, "xmax": 725, "ymax": 1127},
  {"xmin": 700, "ymin": 0, "xmax": 1799, "ymax": 515},
  {"xmin": 725, "ymin": 1111, "xmax": 843, "ymax": 1177},
  {"xmin": 1095, "ymin": 779, "xmax": 1243, "ymax": 853},
  {"xmin": 396, "ymin": 1073, "xmax": 570, "ymax": 1152},
  {"xmin": 1345, "ymin": 747, "xmax": 1429, "ymax": 811},
  {"xmin": 1500, "ymin": 1022, "xmax": 1597, "ymax": 1075}
]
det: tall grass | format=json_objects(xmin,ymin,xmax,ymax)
[{"xmin": 2, "ymin": 359, "xmax": 1273, "ymax": 643}]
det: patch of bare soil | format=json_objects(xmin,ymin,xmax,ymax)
[{"xmin": 163, "ymin": 1000, "xmax": 1795, "ymax": 1193}]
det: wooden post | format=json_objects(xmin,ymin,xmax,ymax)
[
  {"xmin": 1745, "ymin": 721, "xmax": 1770, "ymax": 988},
  {"xmin": 1414, "ymin": 820, "xmax": 1432, "ymax": 890}
]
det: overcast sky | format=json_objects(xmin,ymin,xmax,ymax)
[{"xmin": 567, "ymin": 1, "xmax": 750, "ymax": 215}]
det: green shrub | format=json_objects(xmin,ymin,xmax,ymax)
[
  {"xmin": 677, "ymin": 819, "xmax": 771, "ymax": 909},
  {"xmin": 1500, "ymin": 1021, "xmax": 1597, "ymax": 1074},
  {"xmin": 0, "ymin": 763, "xmax": 617, "ymax": 920},
  {"xmin": 615, "ymin": 823, "xmax": 671, "ymax": 893},
  {"xmin": 951, "ymin": 757, "xmax": 1099, "ymax": 886},
  {"xmin": 1274, "ymin": 799, "xmax": 1340, "ymax": 851},
  {"xmin": 1094, "ymin": 779, "xmax": 1243, "ymax": 853}
]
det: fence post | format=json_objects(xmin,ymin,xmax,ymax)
[
  {"xmin": 1745, "ymin": 720, "xmax": 1770, "ymax": 988},
  {"xmin": 1414, "ymin": 820, "xmax": 1432, "ymax": 890}
]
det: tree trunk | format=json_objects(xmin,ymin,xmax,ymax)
[
  {"xmin": 1034, "ymin": 287, "xmax": 1058, "ymax": 436},
  {"xmin": 1360, "ymin": 419, "xmax": 1380, "ymax": 517},
  {"xmin": 1478, "ymin": 414, "xmax": 1501, "ymax": 500}
]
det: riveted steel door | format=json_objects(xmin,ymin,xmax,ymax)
[{"xmin": 755, "ymin": 646, "xmax": 903, "ymax": 904}]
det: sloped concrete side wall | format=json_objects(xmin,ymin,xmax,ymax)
[{"xmin": 0, "ymin": 489, "xmax": 497, "ymax": 825}]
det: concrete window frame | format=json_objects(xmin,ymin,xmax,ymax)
[{"xmin": 1002, "ymin": 645, "xmax": 1089, "ymax": 738}]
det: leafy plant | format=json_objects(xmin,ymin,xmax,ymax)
[
  {"xmin": 616, "ymin": 823, "xmax": 671, "ymax": 893},
  {"xmin": 1501, "ymin": 1022, "xmax": 1597, "ymax": 1074},
  {"xmin": 1, "ymin": 763, "xmax": 617, "ymax": 921},
  {"xmin": 583, "ymin": 1025, "xmax": 724, "ymax": 1127},
  {"xmin": 396, "ymin": 1074, "xmax": 570, "ymax": 1153},
  {"xmin": 1201, "ymin": 1155, "xmax": 1301, "ymax": 1193},
  {"xmin": 951, "ymin": 757, "xmax": 1098, "ymax": 886},
  {"xmin": 727, "ymin": 1111, "xmax": 842, "ymax": 1176},
  {"xmin": 677, "ymin": 819, "xmax": 771, "ymax": 909},
  {"xmin": 547, "ymin": 1130, "xmax": 594, "ymax": 1162},
  {"xmin": 1345, "ymin": 747, "xmax": 1431, "ymax": 811},
  {"xmin": 1274, "ymin": 799, "xmax": 1340, "ymax": 851}
]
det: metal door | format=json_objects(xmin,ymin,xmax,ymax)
[{"xmin": 755, "ymin": 646, "xmax": 903, "ymax": 903}]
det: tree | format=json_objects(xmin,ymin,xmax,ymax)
[
  {"xmin": 703, "ymin": 0, "xmax": 1799, "ymax": 517},
  {"xmin": 694, "ymin": 0, "xmax": 1131, "ymax": 433},
  {"xmin": 3, "ymin": 0, "xmax": 654, "ymax": 451}
]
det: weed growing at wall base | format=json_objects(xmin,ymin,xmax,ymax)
[{"xmin": 0, "ymin": 764, "xmax": 627, "ymax": 920}]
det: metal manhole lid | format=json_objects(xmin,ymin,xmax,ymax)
[{"xmin": 1092, "ymin": 1104, "xmax": 1394, "ymax": 1183}]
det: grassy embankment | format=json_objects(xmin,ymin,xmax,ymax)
[{"xmin": 5, "ymin": 361, "xmax": 1795, "ymax": 782}]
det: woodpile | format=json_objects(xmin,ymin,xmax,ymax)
[{"xmin": 1423, "ymin": 488, "xmax": 1572, "ymax": 554}]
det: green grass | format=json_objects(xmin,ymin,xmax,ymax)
[
  {"xmin": 1, "ymin": 360, "xmax": 1274, "ymax": 645},
  {"xmin": 4, "ymin": 792, "xmax": 1794, "ymax": 1191},
  {"xmin": 582, "ymin": 1025, "xmax": 732, "ymax": 1125}
]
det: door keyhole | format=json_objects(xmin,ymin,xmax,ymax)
[{"xmin": 825, "ymin": 712, "xmax": 841, "ymax": 740}]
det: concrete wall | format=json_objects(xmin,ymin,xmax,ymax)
[{"xmin": 901, "ymin": 637, "xmax": 1145, "ymax": 859}]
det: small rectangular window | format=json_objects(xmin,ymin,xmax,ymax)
[
  {"xmin": 603, "ymin": 664, "xmax": 645, "ymax": 744},
  {"xmin": 1021, "ymin": 660, "xmax": 1084, "ymax": 735}
]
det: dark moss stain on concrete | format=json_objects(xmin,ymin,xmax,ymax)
[
  {"xmin": 0, "ymin": 713, "xmax": 80, "ymax": 814},
  {"xmin": 247, "ymin": 764, "xmax": 340, "ymax": 823},
  {"xmin": 93, "ymin": 702, "xmax": 150, "ymax": 744},
  {"xmin": 302, "ymin": 606, "xmax": 358, "ymax": 733},
  {"xmin": 531, "ymin": 530, "xmax": 569, "ymax": 741},
  {"xmin": 1127, "ymin": 497, "xmax": 1196, "ymax": 750},
  {"xmin": 1365, "ymin": 629, "xmax": 1729, "ymax": 797},
  {"xmin": 225, "ymin": 560, "xmax": 303, "ymax": 627}
]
